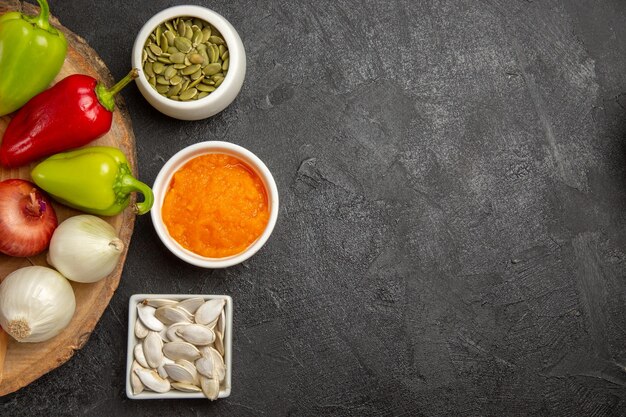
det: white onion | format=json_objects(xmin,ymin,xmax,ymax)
[
  {"xmin": 47, "ymin": 215, "xmax": 125, "ymax": 283},
  {"xmin": 0, "ymin": 266, "xmax": 76, "ymax": 343}
]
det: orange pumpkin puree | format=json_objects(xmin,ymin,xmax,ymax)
[{"xmin": 162, "ymin": 153, "xmax": 270, "ymax": 258}]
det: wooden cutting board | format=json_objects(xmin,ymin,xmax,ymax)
[{"xmin": 0, "ymin": 0, "xmax": 137, "ymax": 395}]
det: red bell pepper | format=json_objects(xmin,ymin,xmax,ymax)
[{"xmin": 0, "ymin": 69, "xmax": 138, "ymax": 167}]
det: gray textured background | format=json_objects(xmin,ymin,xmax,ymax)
[{"xmin": 3, "ymin": 0, "xmax": 626, "ymax": 415}]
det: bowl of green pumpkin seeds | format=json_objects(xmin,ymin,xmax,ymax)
[{"xmin": 132, "ymin": 6, "xmax": 246, "ymax": 120}]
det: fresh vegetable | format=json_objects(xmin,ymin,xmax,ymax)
[
  {"xmin": 0, "ymin": 0, "xmax": 67, "ymax": 116},
  {"xmin": 31, "ymin": 146, "xmax": 153, "ymax": 216},
  {"xmin": 0, "ymin": 266, "xmax": 75, "ymax": 343},
  {"xmin": 47, "ymin": 214, "xmax": 124, "ymax": 283},
  {"xmin": 0, "ymin": 179, "xmax": 57, "ymax": 257},
  {"xmin": 0, "ymin": 69, "xmax": 138, "ymax": 167}
]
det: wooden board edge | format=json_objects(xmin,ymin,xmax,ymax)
[{"xmin": 0, "ymin": 0, "xmax": 139, "ymax": 396}]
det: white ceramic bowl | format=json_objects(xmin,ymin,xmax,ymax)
[
  {"xmin": 132, "ymin": 6, "xmax": 246, "ymax": 120},
  {"xmin": 126, "ymin": 294, "xmax": 233, "ymax": 400},
  {"xmin": 151, "ymin": 141, "xmax": 279, "ymax": 268}
]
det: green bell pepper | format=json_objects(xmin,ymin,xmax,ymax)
[
  {"xmin": 0, "ymin": 0, "xmax": 67, "ymax": 116},
  {"xmin": 31, "ymin": 146, "xmax": 154, "ymax": 216}
]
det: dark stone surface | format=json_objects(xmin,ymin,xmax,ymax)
[{"xmin": 3, "ymin": 0, "xmax": 626, "ymax": 415}]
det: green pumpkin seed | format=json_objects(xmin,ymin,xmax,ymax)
[
  {"xmin": 197, "ymin": 83, "xmax": 216, "ymax": 92},
  {"xmin": 179, "ymin": 87, "xmax": 198, "ymax": 101},
  {"xmin": 168, "ymin": 83, "xmax": 182, "ymax": 96},
  {"xmin": 177, "ymin": 21, "xmax": 186, "ymax": 37},
  {"xmin": 165, "ymin": 30, "xmax": 175, "ymax": 45},
  {"xmin": 203, "ymin": 63, "xmax": 222, "ymax": 76},
  {"xmin": 156, "ymin": 84, "xmax": 169, "ymax": 94},
  {"xmin": 149, "ymin": 43, "xmax": 163, "ymax": 56},
  {"xmin": 157, "ymin": 56, "xmax": 172, "ymax": 64},
  {"xmin": 171, "ymin": 52, "xmax": 185, "ymax": 64},
  {"xmin": 173, "ymin": 63, "xmax": 186, "ymax": 69},
  {"xmin": 192, "ymin": 30, "xmax": 203, "ymax": 47},
  {"xmin": 214, "ymin": 77, "xmax": 224, "ymax": 87},
  {"xmin": 146, "ymin": 48, "xmax": 157, "ymax": 61},
  {"xmin": 160, "ymin": 34, "xmax": 169, "ymax": 51},
  {"xmin": 193, "ymin": 18, "xmax": 204, "ymax": 27},
  {"xmin": 156, "ymin": 75, "xmax": 169, "ymax": 85},
  {"xmin": 189, "ymin": 53, "xmax": 204, "ymax": 65},
  {"xmin": 197, "ymin": 91, "xmax": 209, "ymax": 99},
  {"xmin": 190, "ymin": 69, "xmax": 203, "ymax": 80},
  {"xmin": 205, "ymin": 46, "xmax": 215, "ymax": 64},
  {"xmin": 211, "ymin": 73, "xmax": 224, "ymax": 82},
  {"xmin": 144, "ymin": 62, "xmax": 155, "ymax": 78},
  {"xmin": 170, "ymin": 75, "xmax": 182, "ymax": 85},
  {"xmin": 169, "ymin": 95, "xmax": 180, "ymax": 101},
  {"xmin": 200, "ymin": 50, "xmax": 210, "ymax": 67},
  {"xmin": 222, "ymin": 58, "xmax": 229, "ymax": 71},
  {"xmin": 149, "ymin": 76, "xmax": 156, "ymax": 87},
  {"xmin": 156, "ymin": 25, "xmax": 162, "ymax": 46},
  {"xmin": 152, "ymin": 62, "xmax": 165, "ymax": 74},
  {"xmin": 164, "ymin": 21, "xmax": 174, "ymax": 32},
  {"xmin": 208, "ymin": 36, "xmax": 225, "ymax": 45},
  {"xmin": 167, "ymin": 46, "xmax": 177, "ymax": 54},
  {"xmin": 142, "ymin": 49, "xmax": 148, "ymax": 62},
  {"xmin": 174, "ymin": 37, "xmax": 193, "ymax": 53},
  {"xmin": 202, "ymin": 27, "xmax": 211, "ymax": 42},
  {"xmin": 188, "ymin": 76, "xmax": 203, "ymax": 89},
  {"xmin": 221, "ymin": 50, "xmax": 229, "ymax": 61},
  {"xmin": 181, "ymin": 64, "xmax": 201, "ymax": 75},
  {"xmin": 164, "ymin": 65, "xmax": 177, "ymax": 79},
  {"xmin": 180, "ymin": 79, "xmax": 190, "ymax": 92},
  {"xmin": 210, "ymin": 44, "xmax": 220, "ymax": 63},
  {"xmin": 184, "ymin": 25, "xmax": 193, "ymax": 40},
  {"xmin": 219, "ymin": 45, "xmax": 226, "ymax": 57},
  {"xmin": 196, "ymin": 43, "xmax": 207, "ymax": 52}
]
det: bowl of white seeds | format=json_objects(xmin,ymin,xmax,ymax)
[{"xmin": 126, "ymin": 294, "xmax": 232, "ymax": 400}]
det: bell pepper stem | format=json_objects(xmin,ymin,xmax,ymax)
[
  {"xmin": 95, "ymin": 69, "xmax": 139, "ymax": 112},
  {"xmin": 34, "ymin": 0, "xmax": 50, "ymax": 30},
  {"xmin": 120, "ymin": 174, "xmax": 154, "ymax": 215}
]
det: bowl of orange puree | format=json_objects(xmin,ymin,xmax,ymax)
[{"xmin": 151, "ymin": 141, "xmax": 279, "ymax": 268}]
